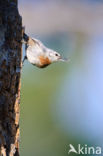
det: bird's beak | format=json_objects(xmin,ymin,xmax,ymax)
[{"xmin": 58, "ymin": 56, "xmax": 70, "ymax": 62}]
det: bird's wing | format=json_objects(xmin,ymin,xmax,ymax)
[
  {"xmin": 26, "ymin": 38, "xmax": 43, "ymax": 58},
  {"xmin": 32, "ymin": 38, "xmax": 49, "ymax": 54},
  {"xmin": 32, "ymin": 38, "xmax": 44, "ymax": 47}
]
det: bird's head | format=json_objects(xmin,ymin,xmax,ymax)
[{"xmin": 47, "ymin": 50, "xmax": 68, "ymax": 63}]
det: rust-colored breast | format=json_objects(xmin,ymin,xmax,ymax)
[{"xmin": 39, "ymin": 55, "xmax": 51, "ymax": 68}]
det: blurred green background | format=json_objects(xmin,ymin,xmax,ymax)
[{"xmin": 19, "ymin": 0, "xmax": 103, "ymax": 156}]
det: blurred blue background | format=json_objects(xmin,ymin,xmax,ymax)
[{"xmin": 19, "ymin": 0, "xmax": 103, "ymax": 155}]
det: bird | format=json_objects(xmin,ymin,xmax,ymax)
[{"xmin": 23, "ymin": 33, "xmax": 69, "ymax": 68}]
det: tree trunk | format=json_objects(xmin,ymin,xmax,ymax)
[{"xmin": 0, "ymin": 0, "xmax": 22, "ymax": 155}]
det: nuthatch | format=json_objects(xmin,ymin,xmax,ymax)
[{"xmin": 23, "ymin": 33, "xmax": 69, "ymax": 68}]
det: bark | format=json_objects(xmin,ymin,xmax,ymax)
[{"xmin": 0, "ymin": 0, "xmax": 22, "ymax": 155}]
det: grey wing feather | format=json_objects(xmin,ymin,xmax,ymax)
[{"xmin": 32, "ymin": 38, "xmax": 47, "ymax": 52}]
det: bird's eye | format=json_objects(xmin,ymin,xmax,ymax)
[{"xmin": 55, "ymin": 53, "xmax": 58, "ymax": 56}]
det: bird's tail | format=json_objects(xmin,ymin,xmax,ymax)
[{"xmin": 23, "ymin": 33, "xmax": 29, "ymax": 42}]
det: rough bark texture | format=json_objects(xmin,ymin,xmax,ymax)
[{"xmin": 0, "ymin": 0, "xmax": 22, "ymax": 155}]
